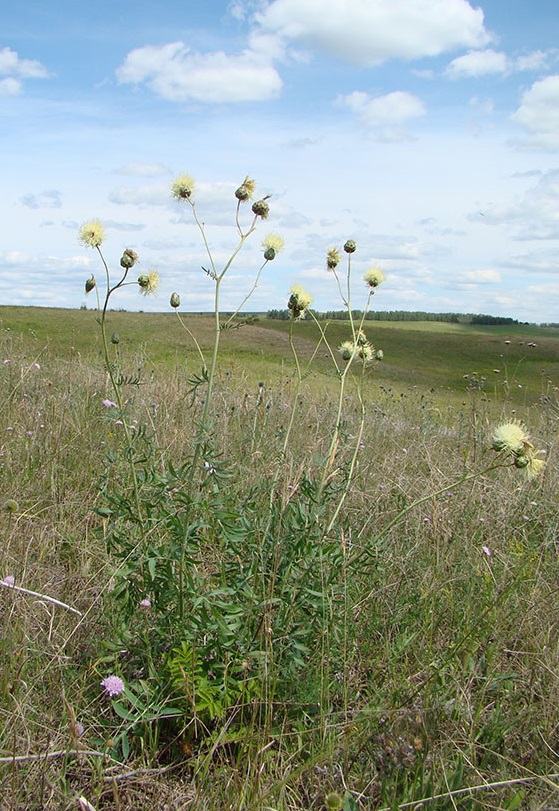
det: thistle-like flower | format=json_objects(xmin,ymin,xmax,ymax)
[
  {"xmin": 339, "ymin": 340, "xmax": 355, "ymax": 361},
  {"xmin": 138, "ymin": 269, "xmax": 160, "ymax": 296},
  {"xmin": 492, "ymin": 421, "xmax": 530, "ymax": 456},
  {"xmin": 79, "ymin": 220, "xmax": 105, "ymax": 248},
  {"xmin": 326, "ymin": 248, "xmax": 341, "ymax": 270},
  {"xmin": 518, "ymin": 452, "xmax": 546, "ymax": 480},
  {"xmin": 288, "ymin": 284, "xmax": 312, "ymax": 319},
  {"xmin": 235, "ymin": 176, "xmax": 256, "ymax": 201},
  {"xmin": 364, "ymin": 267, "xmax": 386, "ymax": 288},
  {"xmin": 262, "ymin": 233, "xmax": 284, "ymax": 261},
  {"xmin": 171, "ymin": 174, "xmax": 196, "ymax": 201}
]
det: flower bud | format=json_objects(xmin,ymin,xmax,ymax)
[
  {"xmin": 235, "ymin": 176, "xmax": 256, "ymax": 201},
  {"xmin": 85, "ymin": 276, "xmax": 96, "ymax": 294},
  {"xmin": 120, "ymin": 248, "xmax": 139, "ymax": 269},
  {"xmin": 264, "ymin": 247, "xmax": 276, "ymax": 261},
  {"xmin": 252, "ymin": 198, "xmax": 270, "ymax": 219},
  {"xmin": 344, "ymin": 239, "xmax": 357, "ymax": 253},
  {"xmin": 170, "ymin": 292, "xmax": 181, "ymax": 309},
  {"xmin": 111, "ymin": 332, "xmax": 120, "ymax": 345}
]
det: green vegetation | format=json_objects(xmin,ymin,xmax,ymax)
[{"xmin": 1, "ymin": 175, "xmax": 558, "ymax": 810}]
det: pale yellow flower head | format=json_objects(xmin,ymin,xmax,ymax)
[
  {"xmin": 288, "ymin": 284, "xmax": 312, "ymax": 319},
  {"xmin": 138, "ymin": 269, "xmax": 160, "ymax": 296},
  {"xmin": 79, "ymin": 219, "xmax": 105, "ymax": 248},
  {"xmin": 517, "ymin": 452, "xmax": 546, "ymax": 480},
  {"xmin": 326, "ymin": 248, "xmax": 341, "ymax": 270},
  {"xmin": 492, "ymin": 420, "xmax": 531, "ymax": 456},
  {"xmin": 262, "ymin": 233, "xmax": 284, "ymax": 253},
  {"xmin": 364, "ymin": 267, "xmax": 386, "ymax": 288},
  {"xmin": 171, "ymin": 174, "xmax": 196, "ymax": 201},
  {"xmin": 339, "ymin": 340, "xmax": 355, "ymax": 361}
]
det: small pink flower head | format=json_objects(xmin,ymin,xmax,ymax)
[
  {"xmin": 139, "ymin": 598, "xmax": 151, "ymax": 609},
  {"xmin": 482, "ymin": 546, "xmax": 492, "ymax": 558},
  {"xmin": 102, "ymin": 399, "xmax": 118, "ymax": 408},
  {"xmin": 2, "ymin": 575, "xmax": 15, "ymax": 587},
  {"xmin": 101, "ymin": 675, "xmax": 125, "ymax": 697}
]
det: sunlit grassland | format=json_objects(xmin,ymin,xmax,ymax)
[{"xmin": 1, "ymin": 306, "xmax": 559, "ymax": 810}]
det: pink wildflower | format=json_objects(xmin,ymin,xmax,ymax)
[
  {"xmin": 101, "ymin": 675, "xmax": 125, "ymax": 697},
  {"xmin": 2, "ymin": 575, "xmax": 15, "ymax": 586},
  {"xmin": 102, "ymin": 399, "xmax": 118, "ymax": 408}
]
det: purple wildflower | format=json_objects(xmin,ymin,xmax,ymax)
[
  {"xmin": 139, "ymin": 598, "xmax": 151, "ymax": 609},
  {"xmin": 2, "ymin": 575, "xmax": 15, "ymax": 586},
  {"xmin": 101, "ymin": 675, "xmax": 125, "ymax": 697},
  {"xmin": 102, "ymin": 399, "xmax": 118, "ymax": 408}
]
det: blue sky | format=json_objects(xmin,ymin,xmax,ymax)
[{"xmin": 2, "ymin": 0, "xmax": 559, "ymax": 322}]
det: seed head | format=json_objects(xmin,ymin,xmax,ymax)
[
  {"xmin": 171, "ymin": 174, "xmax": 196, "ymax": 201},
  {"xmin": 79, "ymin": 220, "xmax": 105, "ymax": 248}
]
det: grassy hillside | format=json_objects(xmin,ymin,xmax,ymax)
[{"xmin": 1, "ymin": 306, "xmax": 557, "ymax": 409}]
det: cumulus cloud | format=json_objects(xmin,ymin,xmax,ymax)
[
  {"xmin": 254, "ymin": 0, "xmax": 490, "ymax": 67},
  {"xmin": 116, "ymin": 41, "xmax": 282, "ymax": 103},
  {"xmin": 511, "ymin": 74, "xmax": 559, "ymax": 149},
  {"xmin": 342, "ymin": 90, "xmax": 426, "ymax": 141},
  {"xmin": 445, "ymin": 48, "xmax": 554, "ymax": 79},
  {"xmin": 445, "ymin": 49, "xmax": 508, "ymax": 78},
  {"xmin": 0, "ymin": 46, "xmax": 51, "ymax": 97}
]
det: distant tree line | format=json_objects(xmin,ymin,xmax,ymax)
[{"xmin": 266, "ymin": 309, "xmax": 520, "ymax": 325}]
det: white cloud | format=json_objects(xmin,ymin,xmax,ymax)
[
  {"xmin": 445, "ymin": 49, "xmax": 508, "ymax": 78},
  {"xmin": 0, "ymin": 77, "xmax": 21, "ymax": 97},
  {"xmin": 342, "ymin": 90, "xmax": 426, "ymax": 141},
  {"xmin": 254, "ymin": 0, "xmax": 490, "ymax": 67},
  {"xmin": 116, "ymin": 41, "xmax": 282, "ymax": 103},
  {"xmin": 0, "ymin": 46, "xmax": 50, "ymax": 79},
  {"xmin": 445, "ymin": 48, "xmax": 554, "ymax": 80},
  {"xmin": 461, "ymin": 268, "xmax": 501, "ymax": 283},
  {"xmin": 511, "ymin": 75, "xmax": 559, "ymax": 149}
]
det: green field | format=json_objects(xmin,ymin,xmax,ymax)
[
  {"xmin": 1, "ymin": 305, "xmax": 558, "ymax": 409},
  {"xmin": 1, "ymin": 305, "xmax": 559, "ymax": 810}
]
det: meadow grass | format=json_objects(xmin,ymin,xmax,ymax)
[{"xmin": 0, "ymin": 306, "xmax": 558, "ymax": 810}]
